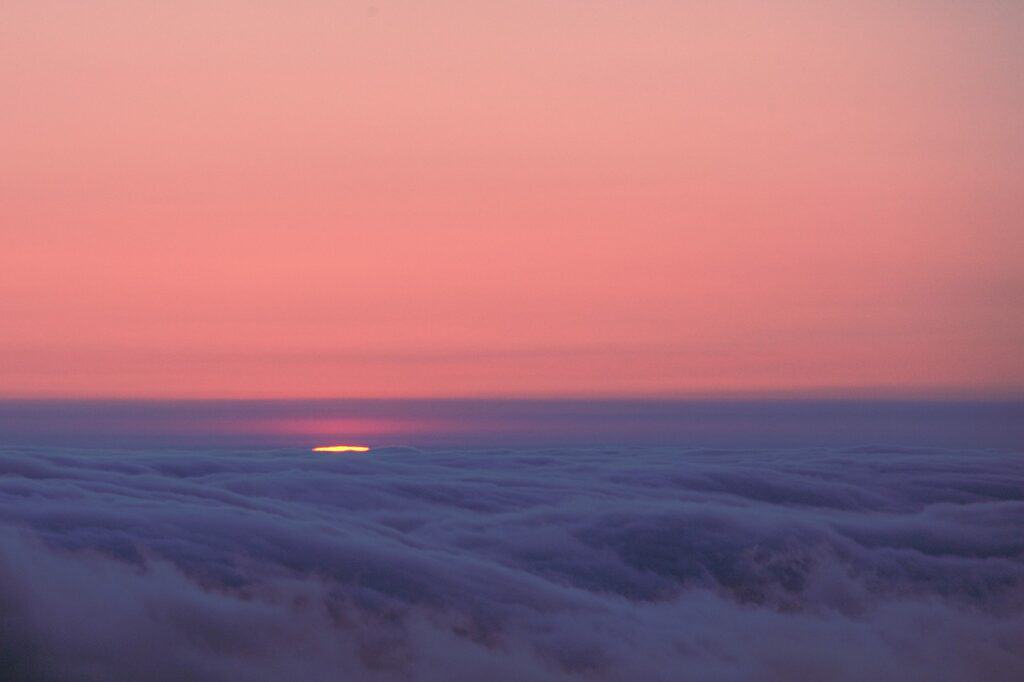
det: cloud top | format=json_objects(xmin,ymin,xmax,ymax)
[{"xmin": 1, "ymin": 445, "xmax": 1022, "ymax": 681}]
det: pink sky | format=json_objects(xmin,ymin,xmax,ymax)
[{"xmin": 2, "ymin": 1, "xmax": 1022, "ymax": 398}]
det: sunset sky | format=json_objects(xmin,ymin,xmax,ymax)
[{"xmin": 3, "ymin": 1, "xmax": 1022, "ymax": 399}]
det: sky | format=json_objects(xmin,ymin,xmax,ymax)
[{"xmin": 3, "ymin": 1, "xmax": 1022, "ymax": 399}]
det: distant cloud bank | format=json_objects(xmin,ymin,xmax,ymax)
[{"xmin": 1, "ymin": 445, "xmax": 1023, "ymax": 681}]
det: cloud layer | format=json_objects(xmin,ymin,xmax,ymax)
[{"xmin": 1, "ymin": 445, "xmax": 1022, "ymax": 681}]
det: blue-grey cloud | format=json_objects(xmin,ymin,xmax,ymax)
[{"xmin": 1, "ymin": 445, "xmax": 1022, "ymax": 681}]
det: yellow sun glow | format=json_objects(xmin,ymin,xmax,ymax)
[{"xmin": 312, "ymin": 445, "xmax": 371, "ymax": 453}]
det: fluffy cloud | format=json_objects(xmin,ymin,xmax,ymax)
[{"xmin": 1, "ymin": 445, "xmax": 1022, "ymax": 681}]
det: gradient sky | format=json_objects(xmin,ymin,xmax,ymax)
[{"xmin": 3, "ymin": 1, "xmax": 1022, "ymax": 398}]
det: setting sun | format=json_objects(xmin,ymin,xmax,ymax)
[{"xmin": 312, "ymin": 445, "xmax": 371, "ymax": 453}]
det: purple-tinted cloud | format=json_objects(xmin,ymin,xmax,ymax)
[{"xmin": 1, "ymin": 445, "xmax": 1022, "ymax": 680}]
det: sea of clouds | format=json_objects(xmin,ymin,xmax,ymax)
[{"xmin": 1, "ymin": 445, "xmax": 1022, "ymax": 681}]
